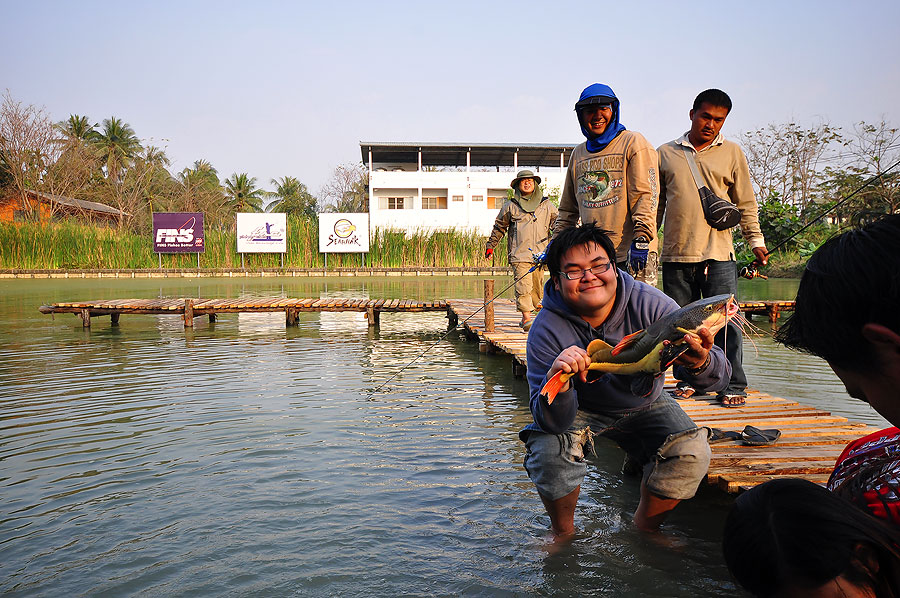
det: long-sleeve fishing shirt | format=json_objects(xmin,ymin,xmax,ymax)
[
  {"xmin": 486, "ymin": 197, "xmax": 558, "ymax": 264},
  {"xmin": 522, "ymin": 269, "xmax": 730, "ymax": 436},
  {"xmin": 656, "ymin": 133, "xmax": 765, "ymax": 263},
  {"xmin": 553, "ymin": 132, "xmax": 660, "ymax": 263}
]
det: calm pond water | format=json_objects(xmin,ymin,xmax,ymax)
[{"xmin": 0, "ymin": 276, "xmax": 888, "ymax": 597}]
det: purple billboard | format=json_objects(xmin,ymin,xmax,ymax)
[{"xmin": 153, "ymin": 213, "xmax": 205, "ymax": 253}]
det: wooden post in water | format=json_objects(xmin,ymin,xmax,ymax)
[
  {"xmin": 184, "ymin": 299, "xmax": 194, "ymax": 328},
  {"xmin": 80, "ymin": 308, "xmax": 90, "ymax": 328},
  {"xmin": 111, "ymin": 312, "xmax": 120, "ymax": 325},
  {"xmin": 446, "ymin": 309, "xmax": 458, "ymax": 331},
  {"xmin": 484, "ymin": 279, "xmax": 494, "ymax": 332},
  {"xmin": 366, "ymin": 306, "xmax": 380, "ymax": 328}
]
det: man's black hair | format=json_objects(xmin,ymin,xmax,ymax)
[
  {"xmin": 774, "ymin": 214, "xmax": 900, "ymax": 370},
  {"xmin": 723, "ymin": 478, "xmax": 900, "ymax": 597},
  {"xmin": 545, "ymin": 222, "xmax": 617, "ymax": 278},
  {"xmin": 692, "ymin": 88, "xmax": 732, "ymax": 113}
]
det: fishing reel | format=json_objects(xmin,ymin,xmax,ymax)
[{"xmin": 739, "ymin": 264, "xmax": 768, "ymax": 280}]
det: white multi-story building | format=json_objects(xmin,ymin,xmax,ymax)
[{"xmin": 361, "ymin": 142, "xmax": 576, "ymax": 236}]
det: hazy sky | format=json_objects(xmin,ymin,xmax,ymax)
[{"xmin": 3, "ymin": 0, "xmax": 898, "ymax": 194}]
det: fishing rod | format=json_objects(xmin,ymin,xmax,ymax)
[
  {"xmin": 367, "ymin": 251, "xmax": 548, "ymax": 397},
  {"xmin": 740, "ymin": 157, "xmax": 900, "ymax": 279}
]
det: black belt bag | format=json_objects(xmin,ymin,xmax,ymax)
[{"xmin": 682, "ymin": 145, "xmax": 742, "ymax": 231}]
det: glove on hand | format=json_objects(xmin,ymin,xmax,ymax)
[
  {"xmin": 484, "ymin": 247, "xmax": 494, "ymax": 259},
  {"xmin": 629, "ymin": 237, "xmax": 649, "ymax": 272}
]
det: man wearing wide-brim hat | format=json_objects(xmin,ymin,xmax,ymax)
[{"xmin": 485, "ymin": 169, "xmax": 558, "ymax": 330}]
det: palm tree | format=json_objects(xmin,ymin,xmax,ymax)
[
  {"xmin": 55, "ymin": 114, "xmax": 98, "ymax": 143},
  {"xmin": 141, "ymin": 145, "xmax": 170, "ymax": 169},
  {"xmin": 266, "ymin": 175, "xmax": 318, "ymax": 217},
  {"xmin": 179, "ymin": 159, "xmax": 221, "ymax": 191},
  {"xmin": 176, "ymin": 160, "xmax": 227, "ymax": 226},
  {"xmin": 224, "ymin": 172, "xmax": 264, "ymax": 212},
  {"xmin": 93, "ymin": 117, "xmax": 142, "ymax": 184}
]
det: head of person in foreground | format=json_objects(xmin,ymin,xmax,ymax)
[
  {"xmin": 774, "ymin": 214, "xmax": 900, "ymax": 427},
  {"xmin": 723, "ymin": 477, "xmax": 900, "ymax": 597}
]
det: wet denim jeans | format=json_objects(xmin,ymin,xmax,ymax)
[
  {"xmin": 522, "ymin": 394, "xmax": 711, "ymax": 501},
  {"xmin": 662, "ymin": 260, "xmax": 747, "ymax": 395}
]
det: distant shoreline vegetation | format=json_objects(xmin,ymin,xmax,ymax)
[
  {"xmin": 0, "ymin": 218, "xmax": 508, "ymax": 270},
  {"xmin": 1, "ymin": 217, "xmax": 819, "ymax": 277}
]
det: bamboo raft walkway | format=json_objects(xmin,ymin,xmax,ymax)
[
  {"xmin": 39, "ymin": 297, "xmax": 448, "ymax": 328},
  {"xmin": 445, "ymin": 297, "xmax": 879, "ymax": 495}
]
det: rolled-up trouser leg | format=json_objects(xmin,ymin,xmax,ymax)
[
  {"xmin": 642, "ymin": 427, "xmax": 711, "ymax": 500},
  {"xmin": 522, "ymin": 428, "xmax": 593, "ymax": 501}
]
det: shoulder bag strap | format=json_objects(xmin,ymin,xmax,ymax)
[{"xmin": 680, "ymin": 144, "xmax": 707, "ymax": 191}]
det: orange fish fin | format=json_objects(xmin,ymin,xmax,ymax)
[
  {"xmin": 611, "ymin": 330, "xmax": 644, "ymax": 356},
  {"xmin": 540, "ymin": 370, "xmax": 571, "ymax": 405}
]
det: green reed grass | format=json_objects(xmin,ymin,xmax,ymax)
[{"xmin": 0, "ymin": 218, "xmax": 510, "ymax": 270}]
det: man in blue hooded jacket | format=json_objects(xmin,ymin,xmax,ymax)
[
  {"xmin": 553, "ymin": 83, "xmax": 660, "ymax": 286},
  {"xmin": 521, "ymin": 223, "xmax": 729, "ymax": 535}
]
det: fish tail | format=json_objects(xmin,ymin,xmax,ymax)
[{"xmin": 540, "ymin": 370, "xmax": 572, "ymax": 405}]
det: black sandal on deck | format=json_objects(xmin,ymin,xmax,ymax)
[
  {"xmin": 708, "ymin": 428, "xmax": 742, "ymax": 443},
  {"xmin": 741, "ymin": 425, "xmax": 781, "ymax": 446}
]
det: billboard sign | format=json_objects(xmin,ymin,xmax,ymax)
[
  {"xmin": 237, "ymin": 213, "xmax": 287, "ymax": 253},
  {"xmin": 318, "ymin": 213, "xmax": 369, "ymax": 253},
  {"xmin": 153, "ymin": 213, "xmax": 204, "ymax": 253}
]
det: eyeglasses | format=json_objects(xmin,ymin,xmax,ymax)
[{"xmin": 560, "ymin": 262, "xmax": 613, "ymax": 280}]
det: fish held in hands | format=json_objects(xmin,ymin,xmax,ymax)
[{"xmin": 540, "ymin": 294, "xmax": 738, "ymax": 404}]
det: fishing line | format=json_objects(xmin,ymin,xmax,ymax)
[
  {"xmin": 367, "ymin": 257, "xmax": 546, "ymax": 397},
  {"xmin": 741, "ymin": 157, "xmax": 900, "ymax": 279}
]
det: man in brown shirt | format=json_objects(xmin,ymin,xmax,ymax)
[
  {"xmin": 656, "ymin": 89, "xmax": 768, "ymax": 406},
  {"xmin": 554, "ymin": 83, "xmax": 660, "ymax": 286}
]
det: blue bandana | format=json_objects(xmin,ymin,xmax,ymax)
[{"xmin": 576, "ymin": 83, "xmax": 626, "ymax": 153}]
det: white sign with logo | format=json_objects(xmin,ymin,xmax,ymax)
[
  {"xmin": 236, "ymin": 213, "xmax": 287, "ymax": 253},
  {"xmin": 318, "ymin": 213, "xmax": 369, "ymax": 253}
]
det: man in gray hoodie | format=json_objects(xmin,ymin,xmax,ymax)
[{"xmin": 521, "ymin": 223, "xmax": 729, "ymax": 536}]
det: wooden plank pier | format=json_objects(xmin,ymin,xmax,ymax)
[{"xmin": 39, "ymin": 297, "xmax": 448, "ymax": 328}]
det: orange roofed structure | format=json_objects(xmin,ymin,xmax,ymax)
[{"xmin": 0, "ymin": 190, "xmax": 128, "ymax": 226}]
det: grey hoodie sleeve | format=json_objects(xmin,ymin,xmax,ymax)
[{"xmin": 525, "ymin": 319, "xmax": 581, "ymax": 435}]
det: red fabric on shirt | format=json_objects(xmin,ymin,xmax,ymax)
[{"xmin": 828, "ymin": 427, "xmax": 900, "ymax": 526}]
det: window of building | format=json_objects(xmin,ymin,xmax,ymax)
[
  {"xmin": 488, "ymin": 188, "xmax": 511, "ymax": 209},
  {"xmin": 452, "ymin": 195, "xmax": 463, "ymax": 202},
  {"xmin": 487, "ymin": 195, "xmax": 508, "ymax": 209},
  {"xmin": 384, "ymin": 197, "xmax": 408, "ymax": 210},
  {"xmin": 472, "ymin": 195, "xmax": 483, "ymax": 202},
  {"xmin": 422, "ymin": 197, "xmax": 447, "ymax": 209}
]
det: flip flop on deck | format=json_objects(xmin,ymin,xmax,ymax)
[
  {"xmin": 741, "ymin": 425, "xmax": 782, "ymax": 446},
  {"xmin": 708, "ymin": 428, "xmax": 742, "ymax": 444},
  {"xmin": 718, "ymin": 394, "xmax": 746, "ymax": 408},
  {"xmin": 673, "ymin": 383, "xmax": 704, "ymax": 399}
]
